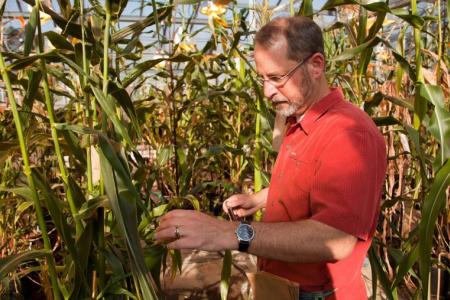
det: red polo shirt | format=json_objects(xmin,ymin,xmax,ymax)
[{"xmin": 258, "ymin": 88, "xmax": 386, "ymax": 299}]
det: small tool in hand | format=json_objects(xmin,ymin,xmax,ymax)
[{"xmin": 226, "ymin": 202, "xmax": 241, "ymax": 221}]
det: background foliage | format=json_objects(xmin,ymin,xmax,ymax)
[{"xmin": 0, "ymin": 0, "xmax": 449, "ymax": 299}]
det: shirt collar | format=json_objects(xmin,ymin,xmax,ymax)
[{"xmin": 292, "ymin": 87, "xmax": 344, "ymax": 135}]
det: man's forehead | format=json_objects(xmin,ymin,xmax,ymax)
[{"xmin": 253, "ymin": 41, "xmax": 290, "ymax": 64}]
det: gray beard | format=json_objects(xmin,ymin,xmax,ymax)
[{"xmin": 276, "ymin": 102, "xmax": 302, "ymax": 117}]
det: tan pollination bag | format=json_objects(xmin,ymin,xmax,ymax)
[{"xmin": 246, "ymin": 271, "xmax": 299, "ymax": 300}]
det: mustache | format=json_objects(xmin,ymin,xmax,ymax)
[{"xmin": 271, "ymin": 97, "xmax": 287, "ymax": 104}]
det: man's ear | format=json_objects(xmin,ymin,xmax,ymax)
[{"xmin": 309, "ymin": 53, "xmax": 326, "ymax": 79}]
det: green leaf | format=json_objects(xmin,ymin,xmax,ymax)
[
  {"xmin": 414, "ymin": 86, "xmax": 428, "ymax": 127},
  {"xmin": 297, "ymin": 0, "xmax": 313, "ymax": 17},
  {"xmin": 54, "ymin": 123, "xmax": 98, "ymax": 135},
  {"xmin": 23, "ymin": 70, "xmax": 43, "ymax": 129},
  {"xmin": 321, "ymin": 0, "xmax": 357, "ymax": 11},
  {"xmin": 61, "ymin": 129, "xmax": 87, "ymax": 165},
  {"xmin": 122, "ymin": 54, "xmax": 191, "ymax": 88},
  {"xmin": 419, "ymin": 159, "xmax": 450, "ymax": 299},
  {"xmin": 368, "ymin": 245, "xmax": 397, "ymax": 300},
  {"xmin": 1, "ymin": 186, "xmax": 34, "ymax": 202},
  {"xmin": 106, "ymin": 0, "xmax": 128, "ymax": 18},
  {"xmin": 111, "ymin": 6, "xmax": 173, "ymax": 43},
  {"xmin": 14, "ymin": 201, "xmax": 34, "ymax": 224},
  {"xmin": 332, "ymin": 37, "xmax": 380, "ymax": 61},
  {"xmin": 156, "ymin": 147, "xmax": 172, "ymax": 167},
  {"xmin": 24, "ymin": 6, "xmax": 38, "ymax": 56},
  {"xmin": 185, "ymin": 195, "xmax": 200, "ymax": 211},
  {"xmin": 0, "ymin": 250, "xmax": 51, "ymax": 278},
  {"xmin": 220, "ymin": 250, "xmax": 232, "ymax": 300},
  {"xmin": 405, "ymin": 126, "xmax": 429, "ymax": 187},
  {"xmin": 391, "ymin": 245, "xmax": 419, "ymax": 288},
  {"xmin": 9, "ymin": 52, "xmax": 56, "ymax": 70},
  {"xmin": 44, "ymin": 31, "xmax": 74, "ymax": 51},
  {"xmin": 0, "ymin": 0, "xmax": 6, "ymax": 16},
  {"xmin": 31, "ymin": 170, "xmax": 88, "ymax": 292},
  {"xmin": 390, "ymin": 8, "xmax": 424, "ymax": 29},
  {"xmin": 418, "ymin": 85, "xmax": 450, "ymax": 164},
  {"xmin": 91, "ymin": 87, "xmax": 133, "ymax": 146},
  {"xmin": 321, "ymin": 1, "xmax": 423, "ymax": 29},
  {"xmin": 169, "ymin": 249, "xmax": 182, "ymax": 275},
  {"xmin": 97, "ymin": 135, "xmax": 159, "ymax": 299},
  {"xmin": 108, "ymin": 83, "xmax": 141, "ymax": 139},
  {"xmin": 76, "ymin": 196, "xmax": 109, "ymax": 220},
  {"xmin": 56, "ymin": 0, "xmax": 71, "ymax": 18}
]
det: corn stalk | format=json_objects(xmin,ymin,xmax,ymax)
[{"xmin": 0, "ymin": 50, "xmax": 62, "ymax": 300}]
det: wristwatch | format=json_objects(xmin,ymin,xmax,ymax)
[{"xmin": 235, "ymin": 221, "xmax": 255, "ymax": 252}]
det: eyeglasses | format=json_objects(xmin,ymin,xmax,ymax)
[{"xmin": 256, "ymin": 53, "xmax": 314, "ymax": 88}]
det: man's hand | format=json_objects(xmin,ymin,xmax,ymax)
[
  {"xmin": 154, "ymin": 209, "xmax": 238, "ymax": 251},
  {"xmin": 223, "ymin": 188, "xmax": 269, "ymax": 218}
]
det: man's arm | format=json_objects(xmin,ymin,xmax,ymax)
[
  {"xmin": 247, "ymin": 219, "xmax": 357, "ymax": 263},
  {"xmin": 155, "ymin": 209, "xmax": 357, "ymax": 264}
]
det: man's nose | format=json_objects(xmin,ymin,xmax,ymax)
[{"xmin": 263, "ymin": 81, "xmax": 277, "ymax": 100}]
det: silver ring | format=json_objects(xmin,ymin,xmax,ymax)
[{"xmin": 174, "ymin": 226, "xmax": 181, "ymax": 239}]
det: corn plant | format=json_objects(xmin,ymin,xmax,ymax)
[{"xmin": 0, "ymin": 0, "xmax": 275, "ymax": 299}]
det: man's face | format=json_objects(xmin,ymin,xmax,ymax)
[{"xmin": 254, "ymin": 39, "xmax": 314, "ymax": 117}]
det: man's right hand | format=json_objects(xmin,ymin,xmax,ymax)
[{"xmin": 222, "ymin": 188, "xmax": 268, "ymax": 218}]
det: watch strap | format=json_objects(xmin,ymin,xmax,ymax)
[{"xmin": 238, "ymin": 240, "xmax": 250, "ymax": 252}]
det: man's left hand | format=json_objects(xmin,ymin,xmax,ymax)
[{"xmin": 154, "ymin": 209, "xmax": 238, "ymax": 251}]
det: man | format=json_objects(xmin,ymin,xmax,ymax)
[{"xmin": 155, "ymin": 16, "xmax": 386, "ymax": 299}]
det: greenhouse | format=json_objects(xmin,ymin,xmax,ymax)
[{"xmin": 0, "ymin": 0, "xmax": 449, "ymax": 299}]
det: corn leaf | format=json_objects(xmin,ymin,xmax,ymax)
[
  {"xmin": 91, "ymin": 87, "xmax": 133, "ymax": 146},
  {"xmin": 97, "ymin": 135, "xmax": 159, "ymax": 299},
  {"xmin": 391, "ymin": 245, "xmax": 419, "ymax": 288},
  {"xmin": 368, "ymin": 246, "xmax": 397, "ymax": 300},
  {"xmin": 22, "ymin": 70, "xmax": 42, "ymax": 129},
  {"xmin": 405, "ymin": 126, "xmax": 429, "ymax": 187},
  {"xmin": 24, "ymin": 6, "xmax": 38, "ymax": 57},
  {"xmin": 14, "ymin": 201, "xmax": 34, "ymax": 224},
  {"xmin": 418, "ymin": 85, "xmax": 450, "ymax": 165},
  {"xmin": 32, "ymin": 170, "xmax": 89, "ymax": 295},
  {"xmin": 297, "ymin": 0, "xmax": 313, "ymax": 17},
  {"xmin": 321, "ymin": 1, "xmax": 424, "ymax": 29},
  {"xmin": 418, "ymin": 160, "xmax": 450, "ymax": 300},
  {"xmin": 121, "ymin": 54, "xmax": 191, "ymax": 88},
  {"xmin": 0, "ymin": 0, "xmax": 6, "ymax": 16},
  {"xmin": 332, "ymin": 37, "xmax": 380, "ymax": 61},
  {"xmin": 44, "ymin": 31, "xmax": 74, "ymax": 51},
  {"xmin": 76, "ymin": 196, "xmax": 109, "ymax": 220},
  {"xmin": 0, "ymin": 250, "xmax": 51, "ymax": 278},
  {"xmin": 108, "ymin": 83, "xmax": 141, "ymax": 139},
  {"xmin": 1, "ymin": 186, "xmax": 34, "ymax": 202},
  {"xmin": 61, "ymin": 130, "xmax": 87, "ymax": 165},
  {"xmin": 220, "ymin": 250, "xmax": 232, "ymax": 300},
  {"xmin": 22, "ymin": 0, "xmax": 95, "ymax": 41},
  {"xmin": 111, "ymin": 6, "xmax": 172, "ymax": 43}
]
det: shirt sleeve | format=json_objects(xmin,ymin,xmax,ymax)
[{"xmin": 310, "ymin": 129, "xmax": 386, "ymax": 240}]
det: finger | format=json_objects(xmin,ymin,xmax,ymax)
[
  {"xmin": 159, "ymin": 209, "xmax": 183, "ymax": 222},
  {"xmin": 155, "ymin": 222, "xmax": 181, "ymax": 238},
  {"xmin": 222, "ymin": 199, "xmax": 232, "ymax": 213},
  {"xmin": 223, "ymin": 195, "xmax": 242, "ymax": 210},
  {"xmin": 166, "ymin": 236, "xmax": 198, "ymax": 250}
]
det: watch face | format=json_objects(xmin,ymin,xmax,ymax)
[{"xmin": 237, "ymin": 223, "xmax": 254, "ymax": 242}]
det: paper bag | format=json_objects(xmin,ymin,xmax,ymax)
[{"xmin": 246, "ymin": 271, "xmax": 299, "ymax": 300}]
